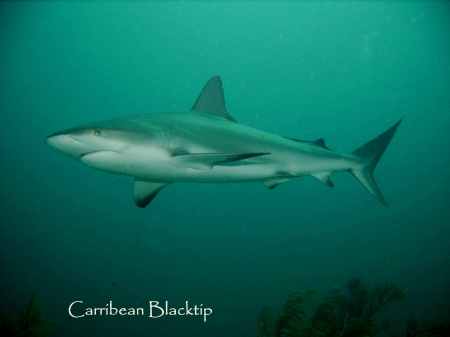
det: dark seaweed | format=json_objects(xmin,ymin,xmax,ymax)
[
  {"xmin": 258, "ymin": 278, "xmax": 405, "ymax": 337},
  {"xmin": 0, "ymin": 294, "xmax": 52, "ymax": 337}
]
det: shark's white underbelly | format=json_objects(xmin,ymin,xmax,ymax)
[
  {"xmin": 80, "ymin": 144, "xmax": 354, "ymax": 183},
  {"xmin": 128, "ymin": 150, "xmax": 281, "ymax": 182},
  {"xmin": 141, "ymin": 163, "xmax": 279, "ymax": 182},
  {"xmin": 80, "ymin": 146, "xmax": 279, "ymax": 182}
]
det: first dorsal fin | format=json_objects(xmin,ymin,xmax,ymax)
[{"xmin": 191, "ymin": 76, "xmax": 236, "ymax": 122}]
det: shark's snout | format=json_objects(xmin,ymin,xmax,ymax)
[
  {"xmin": 46, "ymin": 130, "xmax": 91, "ymax": 157},
  {"xmin": 46, "ymin": 126, "xmax": 131, "ymax": 160}
]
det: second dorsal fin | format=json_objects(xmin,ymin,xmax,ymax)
[
  {"xmin": 285, "ymin": 136, "xmax": 330, "ymax": 150},
  {"xmin": 314, "ymin": 138, "xmax": 327, "ymax": 148},
  {"xmin": 191, "ymin": 76, "xmax": 236, "ymax": 122}
]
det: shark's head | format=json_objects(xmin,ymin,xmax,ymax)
[
  {"xmin": 46, "ymin": 126, "xmax": 131, "ymax": 159},
  {"xmin": 46, "ymin": 120, "xmax": 166, "ymax": 176}
]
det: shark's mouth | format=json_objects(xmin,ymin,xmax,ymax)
[
  {"xmin": 80, "ymin": 150, "xmax": 124, "ymax": 172},
  {"xmin": 79, "ymin": 150, "xmax": 99, "ymax": 159},
  {"xmin": 80, "ymin": 150, "xmax": 122, "ymax": 162},
  {"xmin": 79, "ymin": 150, "xmax": 120, "ymax": 159}
]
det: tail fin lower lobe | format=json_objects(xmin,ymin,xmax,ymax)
[{"xmin": 350, "ymin": 120, "xmax": 402, "ymax": 206}]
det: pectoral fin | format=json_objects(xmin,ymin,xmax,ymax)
[
  {"xmin": 174, "ymin": 152, "xmax": 270, "ymax": 170},
  {"xmin": 133, "ymin": 180, "xmax": 167, "ymax": 208}
]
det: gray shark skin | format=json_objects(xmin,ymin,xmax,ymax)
[{"xmin": 47, "ymin": 76, "xmax": 401, "ymax": 208}]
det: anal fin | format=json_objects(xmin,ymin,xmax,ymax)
[{"xmin": 311, "ymin": 172, "xmax": 334, "ymax": 188}]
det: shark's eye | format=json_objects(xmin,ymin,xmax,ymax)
[{"xmin": 93, "ymin": 129, "xmax": 101, "ymax": 136}]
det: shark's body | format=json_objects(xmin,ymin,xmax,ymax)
[{"xmin": 47, "ymin": 76, "xmax": 400, "ymax": 207}]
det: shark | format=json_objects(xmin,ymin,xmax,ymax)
[{"xmin": 47, "ymin": 76, "xmax": 401, "ymax": 208}]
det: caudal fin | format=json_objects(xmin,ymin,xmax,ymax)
[{"xmin": 350, "ymin": 120, "xmax": 402, "ymax": 206}]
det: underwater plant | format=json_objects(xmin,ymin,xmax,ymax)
[
  {"xmin": 257, "ymin": 278, "xmax": 405, "ymax": 337},
  {"xmin": 258, "ymin": 307, "xmax": 276, "ymax": 337},
  {"xmin": 405, "ymin": 316, "xmax": 450, "ymax": 337},
  {"xmin": 0, "ymin": 294, "xmax": 52, "ymax": 337},
  {"xmin": 275, "ymin": 293, "xmax": 308, "ymax": 337}
]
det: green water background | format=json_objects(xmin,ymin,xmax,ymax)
[{"xmin": 1, "ymin": 1, "xmax": 450, "ymax": 336}]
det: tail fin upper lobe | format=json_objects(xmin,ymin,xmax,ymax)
[{"xmin": 350, "ymin": 120, "xmax": 402, "ymax": 206}]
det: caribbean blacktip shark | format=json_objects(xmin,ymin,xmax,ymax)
[{"xmin": 47, "ymin": 76, "xmax": 401, "ymax": 208}]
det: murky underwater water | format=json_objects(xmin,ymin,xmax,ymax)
[{"xmin": 0, "ymin": 1, "xmax": 450, "ymax": 336}]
